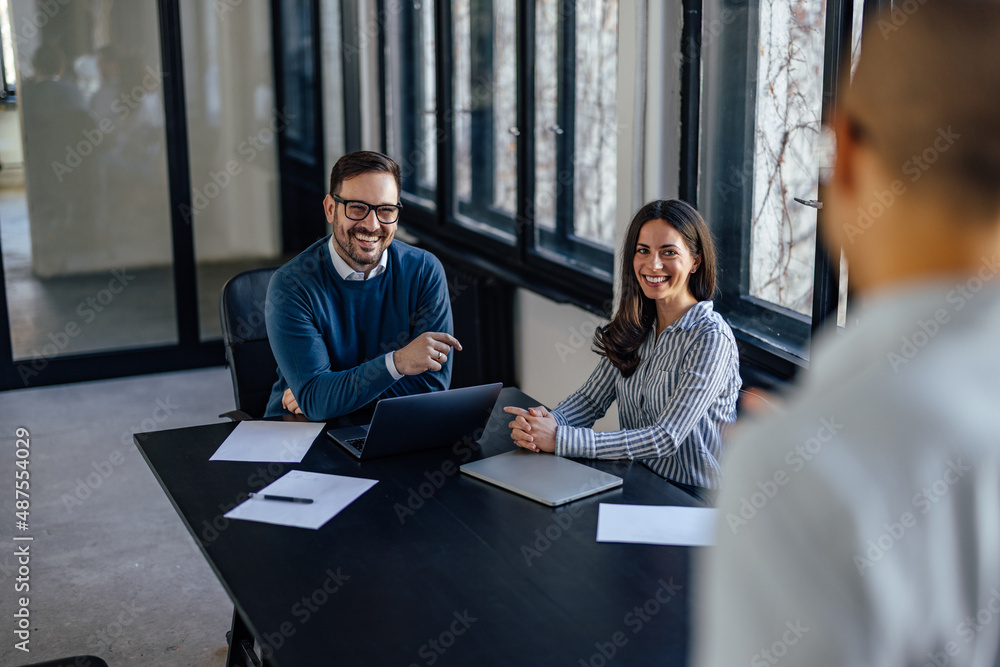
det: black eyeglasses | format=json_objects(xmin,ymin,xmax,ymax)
[{"xmin": 333, "ymin": 195, "xmax": 402, "ymax": 224}]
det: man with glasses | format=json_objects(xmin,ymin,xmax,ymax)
[
  {"xmin": 264, "ymin": 151, "xmax": 461, "ymax": 421},
  {"xmin": 695, "ymin": 1, "xmax": 1000, "ymax": 665}
]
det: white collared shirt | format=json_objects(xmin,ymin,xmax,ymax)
[
  {"xmin": 328, "ymin": 237, "xmax": 402, "ymax": 380},
  {"xmin": 695, "ymin": 280, "xmax": 1000, "ymax": 666},
  {"xmin": 328, "ymin": 236, "xmax": 388, "ymax": 281}
]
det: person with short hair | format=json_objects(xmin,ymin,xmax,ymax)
[
  {"xmin": 695, "ymin": 2, "xmax": 1000, "ymax": 664},
  {"xmin": 265, "ymin": 151, "xmax": 461, "ymax": 421},
  {"xmin": 505, "ymin": 200, "xmax": 741, "ymax": 494}
]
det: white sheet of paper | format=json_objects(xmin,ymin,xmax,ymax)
[
  {"xmin": 209, "ymin": 421, "xmax": 325, "ymax": 463},
  {"xmin": 224, "ymin": 470, "xmax": 378, "ymax": 530},
  {"xmin": 596, "ymin": 503, "xmax": 719, "ymax": 547}
]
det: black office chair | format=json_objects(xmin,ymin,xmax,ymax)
[
  {"xmin": 219, "ymin": 266, "xmax": 280, "ymax": 421},
  {"xmin": 218, "ymin": 266, "xmax": 284, "ymax": 665},
  {"xmin": 23, "ymin": 657, "xmax": 109, "ymax": 667}
]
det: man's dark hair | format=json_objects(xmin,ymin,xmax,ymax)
[{"xmin": 328, "ymin": 151, "xmax": 401, "ymax": 199}]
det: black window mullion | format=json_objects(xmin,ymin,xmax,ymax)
[
  {"xmin": 469, "ymin": 1, "xmax": 496, "ymax": 210},
  {"xmin": 679, "ymin": 0, "xmax": 702, "ymax": 206},
  {"xmin": 377, "ymin": 0, "xmax": 391, "ymax": 155},
  {"xmin": 437, "ymin": 0, "xmax": 454, "ymax": 229},
  {"xmin": 0, "ymin": 246, "xmax": 14, "ymax": 387},
  {"xmin": 552, "ymin": 1, "xmax": 575, "ymax": 251},
  {"xmin": 157, "ymin": 0, "xmax": 199, "ymax": 348},
  {"xmin": 341, "ymin": 0, "xmax": 362, "ymax": 153},
  {"xmin": 515, "ymin": 0, "xmax": 533, "ymax": 263}
]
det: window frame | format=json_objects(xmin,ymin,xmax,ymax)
[
  {"xmin": 689, "ymin": 0, "xmax": 862, "ymax": 378},
  {"xmin": 384, "ymin": 1, "xmax": 437, "ymax": 208},
  {"xmin": 379, "ymin": 0, "xmax": 616, "ymax": 315}
]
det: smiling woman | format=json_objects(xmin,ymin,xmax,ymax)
[
  {"xmin": 505, "ymin": 200, "xmax": 742, "ymax": 494},
  {"xmin": 604, "ymin": 200, "xmax": 718, "ymax": 375}
]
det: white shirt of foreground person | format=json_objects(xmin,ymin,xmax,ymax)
[{"xmin": 694, "ymin": 277, "xmax": 1000, "ymax": 665}]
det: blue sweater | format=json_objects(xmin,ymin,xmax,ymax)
[{"xmin": 264, "ymin": 237, "xmax": 453, "ymax": 420}]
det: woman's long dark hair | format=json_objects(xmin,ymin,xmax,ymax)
[{"xmin": 593, "ymin": 200, "xmax": 717, "ymax": 378}]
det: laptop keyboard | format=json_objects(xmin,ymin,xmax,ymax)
[{"xmin": 346, "ymin": 436, "xmax": 367, "ymax": 452}]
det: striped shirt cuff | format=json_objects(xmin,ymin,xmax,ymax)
[{"xmin": 555, "ymin": 423, "xmax": 597, "ymax": 458}]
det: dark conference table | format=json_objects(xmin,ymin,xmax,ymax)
[{"xmin": 134, "ymin": 388, "xmax": 705, "ymax": 667}]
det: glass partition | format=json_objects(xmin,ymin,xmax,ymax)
[
  {"xmin": 2, "ymin": 0, "xmax": 176, "ymax": 367},
  {"xmin": 179, "ymin": 0, "xmax": 282, "ymax": 341}
]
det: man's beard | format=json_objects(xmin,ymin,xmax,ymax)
[{"xmin": 334, "ymin": 215, "xmax": 387, "ymax": 268}]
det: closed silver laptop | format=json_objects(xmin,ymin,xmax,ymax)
[{"xmin": 460, "ymin": 449, "xmax": 623, "ymax": 506}]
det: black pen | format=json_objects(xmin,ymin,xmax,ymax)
[{"xmin": 249, "ymin": 492, "xmax": 314, "ymax": 504}]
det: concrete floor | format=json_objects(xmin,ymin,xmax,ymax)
[{"xmin": 0, "ymin": 367, "xmax": 239, "ymax": 666}]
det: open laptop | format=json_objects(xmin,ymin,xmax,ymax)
[
  {"xmin": 327, "ymin": 383, "xmax": 502, "ymax": 459},
  {"xmin": 460, "ymin": 449, "xmax": 623, "ymax": 506}
]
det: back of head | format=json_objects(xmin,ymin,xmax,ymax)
[
  {"xmin": 328, "ymin": 151, "xmax": 401, "ymax": 198},
  {"xmin": 845, "ymin": 0, "xmax": 1000, "ymax": 220}
]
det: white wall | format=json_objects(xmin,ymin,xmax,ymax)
[
  {"xmin": 514, "ymin": 289, "xmax": 619, "ymax": 430},
  {"xmin": 644, "ymin": 1, "xmax": 683, "ymax": 201}
]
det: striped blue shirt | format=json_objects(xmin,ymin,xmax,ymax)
[{"xmin": 552, "ymin": 300, "xmax": 741, "ymax": 489}]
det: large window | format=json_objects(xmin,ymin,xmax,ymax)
[
  {"xmin": 534, "ymin": 0, "xmax": 617, "ymax": 270},
  {"xmin": 384, "ymin": 0, "xmax": 868, "ymax": 368},
  {"xmin": 699, "ymin": 0, "xmax": 865, "ymax": 365},
  {"xmin": 383, "ymin": 0, "xmax": 618, "ymax": 311},
  {"xmin": 384, "ymin": 0, "xmax": 437, "ymax": 208},
  {"xmin": 452, "ymin": 0, "xmax": 518, "ymax": 237},
  {"xmin": 746, "ymin": 0, "xmax": 826, "ymax": 319}
]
